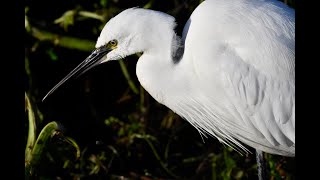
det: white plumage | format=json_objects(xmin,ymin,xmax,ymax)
[{"xmin": 44, "ymin": 0, "xmax": 295, "ymax": 156}]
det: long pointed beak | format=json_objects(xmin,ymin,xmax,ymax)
[{"xmin": 42, "ymin": 46, "xmax": 112, "ymax": 101}]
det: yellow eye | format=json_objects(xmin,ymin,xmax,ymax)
[{"xmin": 109, "ymin": 40, "xmax": 117, "ymax": 47}]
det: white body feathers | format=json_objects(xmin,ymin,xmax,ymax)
[{"xmin": 97, "ymin": 0, "xmax": 295, "ymax": 156}]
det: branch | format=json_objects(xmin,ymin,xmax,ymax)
[
  {"xmin": 30, "ymin": 27, "xmax": 95, "ymax": 52},
  {"xmin": 118, "ymin": 61, "xmax": 139, "ymax": 94}
]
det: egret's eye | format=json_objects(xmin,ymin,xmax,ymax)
[{"xmin": 109, "ymin": 40, "xmax": 118, "ymax": 47}]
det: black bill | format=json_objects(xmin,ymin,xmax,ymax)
[{"xmin": 42, "ymin": 46, "xmax": 112, "ymax": 101}]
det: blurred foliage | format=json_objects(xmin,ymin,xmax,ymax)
[
  {"xmin": 25, "ymin": 0, "xmax": 295, "ymax": 179},
  {"xmin": 25, "ymin": 93, "xmax": 80, "ymax": 179}
]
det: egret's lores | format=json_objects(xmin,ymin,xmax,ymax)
[{"xmin": 43, "ymin": 0, "xmax": 295, "ymax": 157}]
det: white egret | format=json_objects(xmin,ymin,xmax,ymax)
[{"xmin": 43, "ymin": 0, "xmax": 295, "ymax": 160}]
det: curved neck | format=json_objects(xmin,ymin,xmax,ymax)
[
  {"xmin": 135, "ymin": 27, "xmax": 186, "ymax": 104},
  {"xmin": 136, "ymin": 53, "xmax": 174, "ymax": 103}
]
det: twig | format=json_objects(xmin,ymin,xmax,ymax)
[
  {"xmin": 132, "ymin": 134, "xmax": 179, "ymax": 179},
  {"xmin": 30, "ymin": 27, "xmax": 95, "ymax": 52},
  {"xmin": 144, "ymin": 138, "xmax": 179, "ymax": 179},
  {"xmin": 78, "ymin": 11, "xmax": 104, "ymax": 21},
  {"xmin": 118, "ymin": 61, "xmax": 139, "ymax": 94}
]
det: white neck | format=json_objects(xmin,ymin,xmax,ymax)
[
  {"xmin": 136, "ymin": 52, "xmax": 174, "ymax": 104},
  {"xmin": 136, "ymin": 30, "xmax": 186, "ymax": 105}
]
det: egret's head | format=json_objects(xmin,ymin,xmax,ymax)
[
  {"xmin": 42, "ymin": 8, "xmax": 176, "ymax": 101},
  {"xmin": 96, "ymin": 7, "xmax": 177, "ymax": 62}
]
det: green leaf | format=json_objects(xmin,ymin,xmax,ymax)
[
  {"xmin": 25, "ymin": 92, "xmax": 37, "ymax": 168},
  {"xmin": 64, "ymin": 137, "xmax": 81, "ymax": 159},
  {"xmin": 78, "ymin": 11, "xmax": 104, "ymax": 21},
  {"xmin": 100, "ymin": 0, "xmax": 108, "ymax": 8},
  {"xmin": 54, "ymin": 10, "xmax": 76, "ymax": 31},
  {"xmin": 222, "ymin": 148, "xmax": 236, "ymax": 179},
  {"xmin": 25, "ymin": 121, "xmax": 62, "ymax": 176},
  {"xmin": 46, "ymin": 48, "xmax": 58, "ymax": 61}
]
